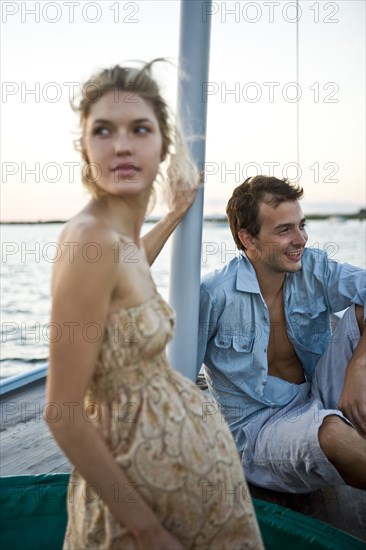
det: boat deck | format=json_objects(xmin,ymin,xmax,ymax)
[
  {"xmin": 0, "ymin": 379, "xmax": 70, "ymax": 476},
  {"xmin": 1, "ymin": 377, "xmax": 365, "ymax": 541}
]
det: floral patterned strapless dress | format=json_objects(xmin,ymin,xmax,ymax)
[{"xmin": 63, "ymin": 291, "xmax": 263, "ymax": 550}]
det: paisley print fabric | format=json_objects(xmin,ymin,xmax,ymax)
[{"xmin": 63, "ymin": 292, "xmax": 263, "ymax": 549}]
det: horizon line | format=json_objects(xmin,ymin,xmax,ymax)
[{"xmin": 1, "ymin": 211, "xmax": 366, "ymax": 225}]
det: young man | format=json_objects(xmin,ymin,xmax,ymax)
[{"xmin": 198, "ymin": 175, "xmax": 366, "ymax": 492}]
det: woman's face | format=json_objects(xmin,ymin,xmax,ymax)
[{"xmin": 83, "ymin": 89, "xmax": 163, "ymax": 199}]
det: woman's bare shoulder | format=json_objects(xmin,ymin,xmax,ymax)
[
  {"xmin": 52, "ymin": 211, "xmax": 121, "ymax": 294},
  {"xmin": 59, "ymin": 210, "xmax": 118, "ymax": 248}
]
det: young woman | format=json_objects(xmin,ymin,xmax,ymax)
[{"xmin": 46, "ymin": 62, "xmax": 263, "ymax": 550}]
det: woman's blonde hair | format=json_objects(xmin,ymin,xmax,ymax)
[{"xmin": 71, "ymin": 59, "xmax": 196, "ymax": 207}]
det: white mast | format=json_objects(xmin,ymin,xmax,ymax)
[{"xmin": 168, "ymin": 0, "xmax": 212, "ymax": 380}]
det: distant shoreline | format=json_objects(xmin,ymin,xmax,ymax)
[{"xmin": 1, "ymin": 213, "xmax": 365, "ymax": 225}]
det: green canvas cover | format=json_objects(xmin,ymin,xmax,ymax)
[{"xmin": 0, "ymin": 474, "xmax": 364, "ymax": 550}]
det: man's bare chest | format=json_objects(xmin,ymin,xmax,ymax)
[{"xmin": 266, "ymin": 294, "xmax": 305, "ymax": 382}]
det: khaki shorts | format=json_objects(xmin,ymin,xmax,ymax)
[{"xmin": 241, "ymin": 305, "xmax": 360, "ymax": 493}]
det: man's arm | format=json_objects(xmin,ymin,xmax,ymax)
[
  {"xmin": 320, "ymin": 256, "xmax": 366, "ymax": 436},
  {"xmin": 338, "ymin": 306, "xmax": 366, "ymax": 437},
  {"xmin": 197, "ymin": 284, "xmax": 219, "ymax": 373},
  {"xmin": 322, "ymin": 253, "xmax": 366, "ymax": 315}
]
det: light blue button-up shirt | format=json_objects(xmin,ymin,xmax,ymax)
[{"xmin": 197, "ymin": 248, "xmax": 366, "ymax": 452}]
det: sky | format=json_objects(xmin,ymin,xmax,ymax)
[{"xmin": 1, "ymin": 0, "xmax": 365, "ymax": 221}]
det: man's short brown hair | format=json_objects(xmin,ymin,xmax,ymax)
[{"xmin": 226, "ymin": 175, "xmax": 304, "ymax": 251}]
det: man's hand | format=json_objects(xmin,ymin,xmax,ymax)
[{"xmin": 338, "ymin": 318, "xmax": 366, "ymax": 437}]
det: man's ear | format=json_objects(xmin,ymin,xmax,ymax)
[{"xmin": 238, "ymin": 229, "xmax": 256, "ymax": 250}]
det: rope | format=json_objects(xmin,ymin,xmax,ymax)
[{"xmin": 296, "ymin": 0, "xmax": 300, "ymax": 170}]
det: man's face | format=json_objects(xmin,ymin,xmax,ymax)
[{"xmin": 248, "ymin": 200, "xmax": 308, "ymax": 275}]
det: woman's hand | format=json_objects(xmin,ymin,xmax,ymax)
[
  {"xmin": 135, "ymin": 525, "xmax": 185, "ymax": 550},
  {"xmin": 142, "ymin": 157, "xmax": 202, "ymax": 266},
  {"xmin": 166, "ymin": 154, "xmax": 202, "ymax": 215}
]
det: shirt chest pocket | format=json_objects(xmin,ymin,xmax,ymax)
[
  {"xmin": 289, "ymin": 296, "xmax": 331, "ymax": 350},
  {"xmin": 214, "ymin": 332, "xmax": 255, "ymax": 353},
  {"xmin": 290, "ymin": 295, "xmax": 327, "ymax": 319}
]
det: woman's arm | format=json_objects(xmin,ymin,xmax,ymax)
[
  {"xmin": 143, "ymin": 205, "xmax": 193, "ymax": 266},
  {"xmin": 46, "ymin": 226, "xmax": 183, "ymax": 549},
  {"xmin": 142, "ymin": 169, "xmax": 201, "ymax": 266}
]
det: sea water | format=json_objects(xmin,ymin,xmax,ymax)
[{"xmin": 1, "ymin": 219, "xmax": 365, "ymax": 378}]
